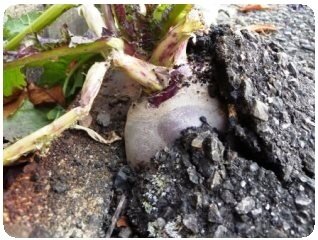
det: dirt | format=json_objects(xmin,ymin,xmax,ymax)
[
  {"xmin": 3, "ymin": 4, "xmax": 315, "ymax": 238},
  {"xmin": 4, "ymin": 73, "xmax": 130, "ymax": 237}
]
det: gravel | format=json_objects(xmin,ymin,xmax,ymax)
[{"xmin": 127, "ymin": 123, "xmax": 314, "ymax": 237}]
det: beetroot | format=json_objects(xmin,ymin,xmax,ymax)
[{"xmin": 125, "ymin": 83, "xmax": 226, "ymax": 168}]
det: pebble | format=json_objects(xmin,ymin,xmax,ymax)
[
  {"xmin": 208, "ymin": 203, "xmax": 223, "ymax": 223},
  {"xmin": 210, "ymin": 171, "xmax": 222, "ymax": 189},
  {"xmin": 235, "ymin": 196, "xmax": 255, "ymax": 214},
  {"xmin": 52, "ymin": 181, "xmax": 68, "ymax": 194},
  {"xmin": 118, "ymin": 227, "xmax": 133, "ymax": 238},
  {"xmin": 252, "ymin": 99, "xmax": 269, "ymax": 121},
  {"xmin": 183, "ymin": 214, "xmax": 199, "ymax": 233},
  {"xmin": 288, "ymin": 78, "xmax": 299, "ymax": 88},
  {"xmin": 251, "ymin": 207, "xmax": 262, "ymax": 216},
  {"xmin": 300, "ymin": 44, "xmax": 314, "ymax": 52},
  {"xmin": 209, "ymin": 136, "xmax": 225, "ymax": 162},
  {"xmin": 187, "ymin": 167, "xmax": 200, "ymax": 185},
  {"xmin": 191, "ymin": 131, "xmax": 210, "ymax": 148},
  {"xmin": 243, "ymin": 78, "xmax": 253, "ymax": 97},
  {"xmin": 287, "ymin": 62, "xmax": 298, "ymax": 77},
  {"xmin": 214, "ymin": 225, "xmax": 228, "ymax": 238},
  {"xmin": 96, "ymin": 112, "xmax": 111, "ymax": 127},
  {"xmin": 221, "ymin": 190, "xmax": 236, "ymax": 204},
  {"xmin": 295, "ymin": 195, "xmax": 312, "ymax": 206},
  {"xmin": 249, "ymin": 163, "xmax": 259, "ymax": 172}
]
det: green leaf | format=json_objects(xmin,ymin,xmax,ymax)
[
  {"xmin": 3, "ymin": 67, "xmax": 27, "ymax": 97},
  {"xmin": 152, "ymin": 4, "xmax": 193, "ymax": 36},
  {"xmin": 152, "ymin": 4, "xmax": 170, "ymax": 22},
  {"xmin": 46, "ymin": 105, "xmax": 66, "ymax": 120},
  {"xmin": 3, "ymin": 100, "xmax": 51, "ymax": 142},
  {"xmin": 67, "ymin": 70, "xmax": 85, "ymax": 97},
  {"xmin": 37, "ymin": 58, "xmax": 71, "ymax": 88},
  {"xmin": 3, "ymin": 11, "xmax": 42, "ymax": 40}
]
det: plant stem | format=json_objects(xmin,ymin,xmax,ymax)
[
  {"xmin": 112, "ymin": 51, "xmax": 166, "ymax": 92},
  {"xmin": 4, "ymin": 38, "xmax": 124, "ymax": 70},
  {"xmin": 3, "ymin": 62, "xmax": 109, "ymax": 166},
  {"xmin": 5, "ymin": 4, "xmax": 76, "ymax": 50},
  {"xmin": 150, "ymin": 17, "xmax": 203, "ymax": 67},
  {"xmin": 3, "ymin": 107, "xmax": 85, "ymax": 166},
  {"xmin": 162, "ymin": 4, "xmax": 193, "ymax": 34}
]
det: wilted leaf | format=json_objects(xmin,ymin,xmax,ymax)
[
  {"xmin": 72, "ymin": 125, "xmax": 122, "ymax": 144},
  {"xmin": 245, "ymin": 24, "xmax": 277, "ymax": 34},
  {"xmin": 4, "ymin": 90, "xmax": 27, "ymax": 118},
  {"xmin": 4, "ymin": 100, "xmax": 51, "ymax": 142},
  {"xmin": 3, "ymin": 67, "xmax": 27, "ymax": 97},
  {"xmin": 116, "ymin": 216, "xmax": 129, "ymax": 228},
  {"xmin": 27, "ymin": 83, "xmax": 65, "ymax": 106},
  {"xmin": 4, "ymin": 89, "xmax": 24, "ymax": 104},
  {"xmin": 239, "ymin": 4, "xmax": 271, "ymax": 13},
  {"xmin": 3, "ymin": 11, "xmax": 42, "ymax": 40}
]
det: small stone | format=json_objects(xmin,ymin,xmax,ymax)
[
  {"xmin": 118, "ymin": 227, "xmax": 132, "ymax": 238},
  {"xmin": 187, "ymin": 167, "xmax": 200, "ymax": 184},
  {"xmin": 277, "ymin": 52, "xmax": 288, "ymax": 67},
  {"xmin": 191, "ymin": 137, "xmax": 204, "ymax": 148},
  {"xmin": 52, "ymin": 181, "xmax": 68, "ymax": 193},
  {"xmin": 282, "ymin": 221, "xmax": 290, "ymax": 231},
  {"xmin": 156, "ymin": 218, "xmax": 166, "ymax": 229},
  {"xmin": 252, "ymin": 99, "xmax": 269, "ymax": 121},
  {"xmin": 240, "ymin": 180, "xmax": 246, "ymax": 188},
  {"xmin": 164, "ymin": 221, "xmax": 181, "ymax": 238},
  {"xmin": 221, "ymin": 190, "xmax": 236, "ymax": 204},
  {"xmin": 235, "ymin": 196, "xmax": 255, "ymax": 214},
  {"xmin": 96, "ymin": 112, "xmax": 111, "ymax": 127},
  {"xmin": 298, "ymin": 140, "xmax": 305, "ymax": 148},
  {"xmin": 295, "ymin": 215, "xmax": 307, "ymax": 224},
  {"xmin": 243, "ymin": 78, "xmax": 253, "ymax": 98},
  {"xmin": 249, "ymin": 163, "xmax": 259, "ymax": 172},
  {"xmin": 295, "ymin": 195, "xmax": 312, "ymax": 207},
  {"xmin": 182, "ymin": 214, "xmax": 199, "ymax": 233},
  {"xmin": 299, "ymin": 185, "xmax": 305, "ymax": 191},
  {"xmin": 251, "ymin": 207, "xmax": 262, "ymax": 216},
  {"xmin": 272, "ymin": 97, "xmax": 284, "ymax": 111},
  {"xmin": 287, "ymin": 62, "xmax": 298, "ymax": 77},
  {"xmin": 209, "ymin": 135, "xmax": 225, "ymax": 162},
  {"xmin": 265, "ymin": 203, "xmax": 270, "ymax": 210},
  {"xmin": 214, "ymin": 225, "xmax": 228, "ymax": 237},
  {"xmin": 288, "ymin": 78, "xmax": 299, "ymax": 88},
  {"xmin": 208, "ymin": 203, "xmax": 223, "ymax": 223},
  {"xmin": 301, "ymin": 43, "xmax": 314, "ymax": 52},
  {"xmin": 191, "ymin": 131, "xmax": 210, "ymax": 148},
  {"xmin": 79, "ymin": 114, "xmax": 93, "ymax": 127},
  {"xmin": 113, "ymin": 166, "xmax": 134, "ymax": 192},
  {"xmin": 210, "ymin": 171, "xmax": 222, "ymax": 189}
]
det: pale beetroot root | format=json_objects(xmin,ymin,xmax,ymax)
[{"xmin": 125, "ymin": 82, "xmax": 227, "ymax": 168}]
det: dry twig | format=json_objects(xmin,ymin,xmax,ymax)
[
  {"xmin": 243, "ymin": 24, "xmax": 277, "ymax": 35},
  {"xmin": 106, "ymin": 194, "xmax": 127, "ymax": 238},
  {"xmin": 239, "ymin": 4, "xmax": 272, "ymax": 13}
]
